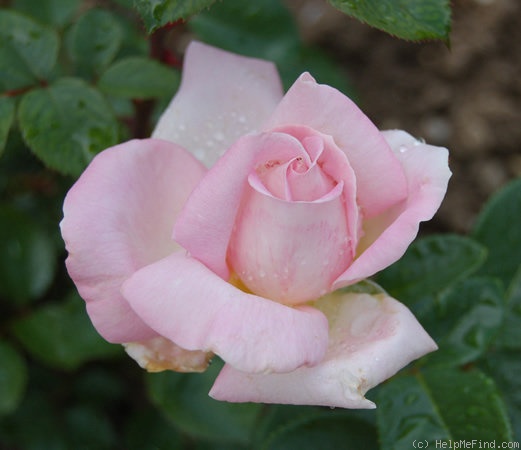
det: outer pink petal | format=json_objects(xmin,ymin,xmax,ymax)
[
  {"xmin": 333, "ymin": 130, "xmax": 451, "ymax": 288},
  {"xmin": 264, "ymin": 73, "xmax": 408, "ymax": 218},
  {"xmin": 174, "ymin": 132, "xmax": 306, "ymax": 280},
  {"xmin": 152, "ymin": 41, "xmax": 284, "ymax": 167},
  {"xmin": 60, "ymin": 139, "xmax": 206, "ymax": 343},
  {"xmin": 210, "ymin": 291, "xmax": 437, "ymax": 408},
  {"xmin": 121, "ymin": 252, "xmax": 329, "ymax": 374}
]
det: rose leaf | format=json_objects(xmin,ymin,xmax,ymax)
[
  {"xmin": 0, "ymin": 10, "xmax": 59, "ymax": 92},
  {"xmin": 328, "ymin": 0, "xmax": 451, "ymax": 42},
  {"xmin": 472, "ymin": 178, "xmax": 521, "ymax": 287},
  {"xmin": 17, "ymin": 77, "xmax": 119, "ymax": 176},
  {"xmin": 377, "ymin": 367, "xmax": 513, "ymax": 449}
]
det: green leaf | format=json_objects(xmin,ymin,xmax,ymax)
[
  {"xmin": 375, "ymin": 234, "xmax": 487, "ymax": 314},
  {"xmin": 482, "ymin": 351, "xmax": 521, "ymax": 440},
  {"xmin": 13, "ymin": 0, "xmax": 81, "ymax": 27},
  {"xmin": 496, "ymin": 266, "xmax": 521, "ymax": 350},
  {"xmin": 0, "ymin": 10, "xmax": 59, "ymax": 92},
  {"xmin": 377, "ymin": 367, "xmax": 512, "ymax": 449},
  {"xmin": 257, "ymin": 408, "xmax": 378, "ymax": 450},
  {"xmin": 66, "ymin": 8, "xmax": 123, "ymax": 78},
  {"xmin": 0, "ymin": 204, "xmax": 56, "ymax": 303},
  {"xmin": 147, "ymin": 358, "xmax": 262, "ymax": 445},
  {"xmin": 472, "ymin": 178, "xmax": 521, "ymax": 287},
  {"xmin": 134, "ymin": 0, "xmax": 218, "ymax": 32},
  {"xmin": 98, "ymin": 57, "xmax": 180, "ymax": 99},
  {"xmin": 0, "ymin": 96, "xmax": 15, "ymax": 155},
  {"xmin": 328, "ymin": 0, "xmax": 451, "ymax": 42},
  {"xmin": 18, "ymin": 77, "xmax": 119, "ymax": 176},
  {"xmin": 422, "ymin": 278, "xmax": 504, "ymax": 367},
  {"xmin": 11, "ymin": 293, "xmax": 122, "ymax": 370},
  {"xmin": 189, "ymin": 0, "xmax": 353, "ymax": 94},
  {"xmin": 0, "ymin": 342, "xmax": 28, "ymax": 415}
]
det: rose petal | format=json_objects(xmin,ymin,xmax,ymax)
[
  {"xmin": 121, "ymin": 251, "xmax": 329, "ymax": 374},
  {"xmin": 210, "ymin": 291, "xmax": 437, "ymax": 408},
  {"xmin": 174, "ymin": 132, "xmax": 307, "ymax": 280},
  {"xmin": 152, "ymin": 41, "xmax": 284, "ymax": 167},
  {"xmin": 264, "ymin": 73, "xmax": 408, "ymax": 218},
  {"xmin": 227, "ymin": 182, "xmax": 351, "ymax": 304},
  {"xmin": 61, "ymin": 139, "xmax": 206, "ymax": 342},
  {"xmin": 333, "ymin": 130, "xmax": 451, "ymax": 288},
  {"xmin": 123, "ymin": 336, "xmax": 211, "ymax": 373}
]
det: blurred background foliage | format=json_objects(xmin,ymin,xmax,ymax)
[{"xmin": 0, "ymin": 0, "xmax": 520, "ymax": 448}]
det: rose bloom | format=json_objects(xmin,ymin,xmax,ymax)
[{"xmin": 61, "ymin": 42, "xmax": 451, "ymax": 408}]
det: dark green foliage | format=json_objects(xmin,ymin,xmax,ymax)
[{"xmin": 329, "ymin": 0, "xmax": 451, "ymax": 41}]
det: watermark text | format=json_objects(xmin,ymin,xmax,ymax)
[{"xmin": 411, "ymin": 440, "xmax": 520, "ymax": 449}]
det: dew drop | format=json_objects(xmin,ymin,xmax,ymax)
[{"xmin": 398, "ymin": 145, "xmax": 408, "ymax": 153}]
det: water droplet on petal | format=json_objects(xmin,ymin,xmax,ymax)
[{"xmin": 398, "ymin": 145, "xmax": 408, "ymax": 153}]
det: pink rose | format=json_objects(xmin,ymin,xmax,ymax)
[{"xmin": 61, "ymin": 42, "xmax": 451, "ymax": 408}]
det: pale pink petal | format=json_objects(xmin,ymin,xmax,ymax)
[
  {"xmin": 60, "ymin": 139, "xmax": 206, "ymax": 342},
  {"xmin": 288, "ymin": 139, "xmax": 333, "ymax": 200},
  {"xmin": 333, "ymin": 130, "xmax": 451, "ymax": 288},
  {"xmin": 123, "ymin": 336, "xmax": 211, "ymax": 373},
  {"xmin": 152, "ymin": 41, "xmax": 284, "ymax": 167},
  {"xmin": 173, "ymin": 132, "xmax": 306, "ymax": 280},
  {"xmin": 228, "ymin": 182, "xmax": 351, "ymax": 304},
  {"xmin": 121, "ymin": 252, "xmax": 329, "ymax": 374},
  {"xmin": 264, "ymin": 73, "xmax": 408, "ymax": 218},
  {"xmin": 210, "ymin": 291, "xmax": 437, "ymax": 408}
]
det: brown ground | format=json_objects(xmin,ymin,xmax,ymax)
[{"xmin": 289, "ymin": 0, "xmax": 521, "ymax": 234}]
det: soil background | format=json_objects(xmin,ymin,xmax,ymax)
[{"xmin": 288, "ymin": 0, "xmax": 521, "ymax": 234}]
